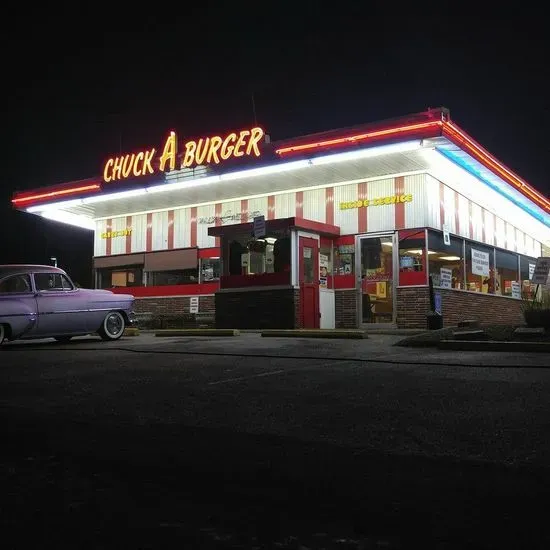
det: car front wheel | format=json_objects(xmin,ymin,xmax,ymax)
[
  {"xmin": 99, "ymin": 311, "xmax": 126, "ymax": 341},
  {"xmin": 0, "ymin": 324, "xmax": 5, "ymax": 346}
]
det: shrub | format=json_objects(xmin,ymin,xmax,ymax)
[{"xmin": 521, "ymin": 289, "xmax": 550, "ymax": 328}]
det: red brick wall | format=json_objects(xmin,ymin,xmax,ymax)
[
  {"xmin": 133, "ymin": 295, "xmax": 215, "ymax": 328},
  {"xmin": 335, "ymin": 290, "xmax": 357, "ymax": 328},
  {"xmin": 396, "ymin": 286, "xmax": 524, "ymax": 329}
]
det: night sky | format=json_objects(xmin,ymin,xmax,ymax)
[{"xmin": 2, "ymin": 8, "xmax": 548, "ymax": 287}]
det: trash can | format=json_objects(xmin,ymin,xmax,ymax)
[{"xmin": 427, "ymin": 312, "xmax": 443, "ymax": 330}]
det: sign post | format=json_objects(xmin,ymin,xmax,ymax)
[{"xmin": 253, "ymin": 215, "xmax": 266, "ymax": 238}]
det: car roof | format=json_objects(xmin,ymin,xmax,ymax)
[{"xmin": 0, "ymin": 265, "xmax": 67, "ymax": 279}]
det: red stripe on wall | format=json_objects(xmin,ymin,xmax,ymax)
[
  {"xmin": 125, "ymin": 215, "xmax": 132, "ymax": 254},
  {"xmin": 358, "ymin": 182, "xmax": 368, "ymax": 233},
  {"xmin": 325, "ymin": 187, "xmax": 334, "ymax": 226},
  {"xmin": 106, "ymin": 219, "xmax": 112, "ymax": 256},
  {"xmin": 190, "ymin": 207, "xmax": 197, "ymax": 247},
  {"xmin": 167, "ymin": 210, "xmax": 174, "ymax": 250},
  {"xmin": 439, "ymin": 181, "xmax": 445, "ymax": 230},
  {"xmin": 241, "ymin": 199, "xmax": 249, "ymax": 223},
  {"xmin": 268, "ymin": 195, "xmax": 275, "ymax": 219},
  {"xmin": 394, "ymin": 176, "xmax": 405, "ymax": 229},
  {"xmin": 214, "ymin": 203, "xmax": 222, "ymax": 247},
  {"xmin": 468, "ymin": 200, "xmax": 473, "ymax": 239},
  {"xmin": 146, "ymin": 213, "xmax": 153, "ymax": 252},
  {"xmin": 454, "ymin": 191, "xmax": 460, "ymax": 236},
  {"xmin": 295, "ymin": 191, "xmax": 303, "ymax": 218}
]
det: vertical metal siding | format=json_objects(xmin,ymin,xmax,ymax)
[
  {"xmin": 221, "ymin": 200, "xmax": 241, "ymax": 225},
  {"xmin": 274, "ymin": 192, "xmax": 294, "ymax": 219},
  {"xmin": 333, "ymin": 183, "xmax": 359, "ymax": 235},
  {"xmin": 443, "ymin": 185, "xmax": 457, "ymax": 234},
  {"xmin": 110, "ymin": 217, "xmax": 128, "ymax": 255},
  {"xmin": 515, "ymin": 229, "xmax": 525, "ymax": 255},
  {"xmin": 424, "ymin": 175, "xmax": 441, "ymax": 230},
  {"xmin": 505, "ymin": 222, "xmax": 516, "ymax": 252},
  {"xmin": 196, "ymin": 204, "xmax": 216, "ymax": 248},
  {"xmin": 495, "ymin": 217, "xmax": 506, "ymax": 249},
  {"xmin": 404, "ymin": 173, "xmax": 428, "ymax": 229},
  {"xmin": 366, "ymin": 178, "xmax": 394, "ymax": 232},
  {"xmin": 131, "ymin": 214, "xmax": 147, "ymax": 253},
  {"xmin": 173, "ymin": 208, "xmax": 191, "ymax": 249},
  {"xmin": 457, "ymin": 195, "xmax": 469, "ymax": 239},
  {"xmin": 95, "ymin": 220, "xmax": 107, "ymax": 256},
  {"xmin": 471, "ymin": 203, "xmax": 483, "ymax": 242},
  {"xmin": 247, "ymin": 196, "xmax": 268, "ymax": 220},
  {"xmin": 302, "ymin": 188, "xmax": 326, "ymax": 223},
  {"xmin": 483, "ymin": 210, "xmax": 495, "ymax": 246},
  {"xmin": 152, "ymin": 210, "xmax": 169, "ymax": 251}
]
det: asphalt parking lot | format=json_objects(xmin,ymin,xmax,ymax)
[{"xmin": 2, "ymin": 333, "xmax": 550, "ymax": 549}]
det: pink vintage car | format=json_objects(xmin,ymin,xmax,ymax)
[{"xmin": 0, "ymin": 265, "xmax": 135, "ymax": 346}]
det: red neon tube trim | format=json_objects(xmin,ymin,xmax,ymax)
[
  {"xmin": 12, "ymin": 184, "xmax": 101, "ymax": 205},
  {"xmin": 275, "ymin": 120, "xmax": 443, "ymax": 155},
  {"xmin": 443, "ymin": 122, "xmax": 550, "ymax": 212}
]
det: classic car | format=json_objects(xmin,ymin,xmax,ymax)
[{"xmin": 0, "ymin": 265, "xmax": 135, "ymax": 346}]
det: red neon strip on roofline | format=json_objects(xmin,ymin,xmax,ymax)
[
  {"xmin": 443, "ymin": 122, "xmax": 550, "ymax": 213},
  {"xmin": 275, "ymin": 120, "xmax": 443, "ymax": 155},
  {"xmin": 12, "ymin": 184, "xmax": 101, "ymax": 205}
]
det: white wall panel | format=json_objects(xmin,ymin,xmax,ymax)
[
  {"xmin": 333, "ymin": 183, "xmax": 359, "ymax": 235},
  {"xmin": 152, "ymin": 210, "xmax": 169, "ymax": 251},
  {"xmin": 110, "ymin": 217, "xmax": 128, "ymax": 255},
  {"xmin": 274, "ymin": 192, "xmax": 295, "ymax": 219},
  {"xmin": 425, "ymin": 175, "xmax": 441, "ymax": 230},
  {"xmin": 248, "ymin": 196, "xmax": 268, "ymax": 220},
  {"xmin": 515, "ymin": 229, "xmax": 525, "ymax": 255},
  {"xmin": 483, "ymin": 210, "xmax": 495, "ymax": 246},
  {"xmin": 131, "ymin": 213, "xmax": 147, "ymax": 253},
  {"xmin": 220, "ymin": 200, "xmax": 241, "ymax": 226},
  {"xmin": 173, "ymin": 207, "xmax": 191, "ymax": 249},
  {"xmin": 366, "ymin": 178, "xmax": 394, "ymax": 232},
  {"xmin": 404, "ymin": 173, "xmax": 428, "ymax": 229},
  {"xmin": 505, "ymin": 223, "xmax": 516, "ymax": 252},
  {"xmin": 302, "ymin": 188, "xmax": 326, "ymax": 223},
  {"xmin": 494, "ymin": 217, "xmax": 506, "ymax": 249},
  {"xmin": 197, "ymin": 204, "xmax": 216, "ymax": 248},
  {"xmin": 457, "ymin": 195, "xmax": 469, "ymax": 239},
  {"xmin": 94, "ymin": 220, "xmax": 107, "ymax": 256},
  {"xmin": 443, "ymin": 185, "xmax": 457, "ymax": 234},
  {"xmin": 471, "ymin": 203, "xmax": 483, "ymax": 242}
]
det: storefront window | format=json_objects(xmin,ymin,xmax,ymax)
[
  {"xmin": 99, "ymin": 266, "xmax": 143, "ymax": 289},
  {"xmin": 319, "ymin": 243, "xmax": 333, "ymax": 288},
  {"xmin": 148, "ymin": 268, "xmax": 198, "ymax": 286},
  {"xmin": 398, "ymin": 229, "xmax": 426, "ymax": 286},
  {"xmin": 334, "ymin": 244, "xmax": 355, "ymax": 276},
  {"xmin": 495, "ymin": 249, "xmax": 519, "ymax": 297},
  {"xmin": 200, "ymin": 258, "xmax": 221, "ymax": 282},
  {"xmin": 465, "ymin": 242, "xmax": 495, "ymax": 293},
  {"xmin": 427, "ymin": 230, "xmax": 465, "ymax": 289},
  {"xmin": 520, "ymin": 255, "xmax": 538, "ymax": 300}
]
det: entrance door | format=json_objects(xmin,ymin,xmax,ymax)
[
  {"xmin": 299, "ymin": 236, "xmax": 319, "ymax": 329},
  {"xmin": 357, "ymin": 234, "xmax": 395, "ymax": 325}
]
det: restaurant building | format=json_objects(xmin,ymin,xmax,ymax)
[{"xmin": 12, "ymin": 107, "xmax": 550, "ymax": 329}]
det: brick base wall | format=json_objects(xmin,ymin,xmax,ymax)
[
  {"xmin": 215, "ymin": 287, "xmax": 297, "ymax": 329},
  {"xmin": 134, "ymin": 295, "xmax": 215, "ymax": 328},
  {"xmin": 335, "ymin": 290, "xmax": 357, "ymax": 328},
  {"xmin": 396, "ymin": 286, "xmax": 525, "ymax": 329}
]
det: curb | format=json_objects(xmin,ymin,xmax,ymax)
[
  {"xmin": 261, "ymin": 329, "xmax": 368, "ymax": 339},
  {"xmin": 123, "ymin": 328, "xmax": 140, "ymax": 337},
  {"xmin": 438, "ymin": 340, "xmax": 550, "ymax": 353},
  {"xmin": 155, "ymin": 329, "xmax": 240, "ymax": 337}
]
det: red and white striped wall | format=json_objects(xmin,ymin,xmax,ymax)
[{"xmin": 94, "ymin": 173, "xmax": 542, "ymax": 258}]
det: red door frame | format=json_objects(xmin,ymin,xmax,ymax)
[{"xmin": 299, "ymin": 236, "xmax": 320, "ymax": 329}]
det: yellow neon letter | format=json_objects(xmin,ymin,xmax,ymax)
[
  {"xmin": 159, "ymin": 131, "xmax": 177, "ymax": 172},
  {"xmin": 133, "ymin": 152, "xmax": 144, "ymax": 176},
  {"xmin": 233, "ymin": 130, "xmax": 250, "ymax": 157},
  {"xmin": 182, "ymin": 140, "xmax": 196, "ymax": 168},
  {"xmin": 246, "ymin": 127, "xmax": 264, "ymax": 156},
  {"xmin": 207, "ymin": 136, "xmax": 223, "ymax": 164},
  {"xmin": 143, "ymin": 148, "xmax": 156, "ymax": 175},
  {"xmin": 122, "ymin": 154, "xmax": 135, "ymax": 178},
  {"xmin": 112, "ymin": 156, "xmax": 124, "ymax": 180},
  {"xmin": 103, "ymin": 159, "xmax": 114, "ymax": 182},
  {"xmin": 195, "ymin": 138, "xmax": 210, "ymax": 165},
  {"xmin": 220, "ymin": 133, "xmax": 236, "ymax": 160}
]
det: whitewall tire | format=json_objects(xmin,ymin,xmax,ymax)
[{"xmin": 99, "ymin": 311, "xmax": 126, "ymax": 341}]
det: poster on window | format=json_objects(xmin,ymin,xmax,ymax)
[
  {"xmin": 319, "ymin": 253, "xmax": 329, "ymax": 287},
  {"xmin": 511, "ymin": 281, "xmax": 521, "ymax": 299},
  {"xmin": 471, "ymin": 248, "xmax": 490, "ymax": 277},
  {"xmin": 440, "ymin": 267, "xmax": 452, "ymax": 288}
]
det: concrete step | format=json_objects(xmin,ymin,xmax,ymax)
[{"xmin": 452, "ymin": 329, "xmax": 488, "ymax": 341}]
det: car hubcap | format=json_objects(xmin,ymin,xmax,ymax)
[{"xmin": 106, "ymin": 313, "xmax": 123, "ymax": 337}]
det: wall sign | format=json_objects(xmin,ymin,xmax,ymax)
[
  {"xmin": 103, "ymin": 127, "xmax": 265, "ymax": 183},
  {"xmin": 101, "ymin": 229, "xmax": 132, "ymax": 239},
  {"xmin": 471, "ymin": 248, "xmax": 490, "ymax": 277},
  {"xmin": 440, "ymin": 267, "xmax": 452, "ymax": 288},
  {"xmin": 531, "ymin": 257, "xmax": 550, "ymax": 284},
  {"xmin": 339, "ymin": 194, "xmax": 413, "ymax": 210},
  {"xmin": 197, "ymin": 210, "xmax": 261, "ymax": 225}
]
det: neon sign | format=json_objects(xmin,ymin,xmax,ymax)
[
  {"xmin": 340, "ymin": 194, "xmax": 413, "ymax": 210},
  {"xmin": 103, "ymin": 127, "xmax": 265, "ymax": 183}
]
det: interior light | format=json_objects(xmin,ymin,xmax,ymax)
[
  {"xmin": 404, "ymin": 249, "xmax": 435, "ymax": 255},
  {"xmin": 39, "ymin": 210, "xmax": 95, "ymax": 230},
  {"xmin": 439, "ymin": 255, "xmax": 461, "ymax": 261}
]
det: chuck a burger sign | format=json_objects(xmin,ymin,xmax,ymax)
[{"xmin": 102, "ymin": 127, "xmax": 265, "ymax": 183}]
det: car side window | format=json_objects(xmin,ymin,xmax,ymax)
[
  {"xmin": 0, "ymin": 274, "xmax": 32, "ymax": 294},
  {"xmin": 34, "ymin": 273, "xmax": 74, "ymax": 292}
]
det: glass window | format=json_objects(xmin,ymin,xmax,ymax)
[
  {"xmin": 200, "ymin": 258, "xmax": 221, "ymax": 282},
  {"xmin": 0, "ymin": 274, "xmax": 32, "ymax": 294},
  {"xmin": 427, "ymin": 230, "xmax": 465, "ymax": 289},
  {"xmin": 495, "ymin": 249, "xmax": 519, "ymax": 297},
  {"xmin": 334, "ymin": 244, "xmax": 355, "ymax": 276},
  {"xmin": 465, "ymin": 242, "xmax": 495, "ymax": 293},
  {"xmin": 398, "ymin": 230, "xmax": 426, "ymax": 286},
  {"xmin": 148, "ymin": 268, "xmax": 198, "ymax": 286},
  {"xmin": 98, "ymin": 266, "xmax": 143, "ymax": 289},
  {"xmin": 35, "ymin": 272, "xmax": 74, "ymax": 291},
  {"xmin": 319, "ymin": 244, "xmax": 333, "ymax": 288},
  {"xmin": 520, "ymin": 255, "xmax": 538, "ymax": 300}
]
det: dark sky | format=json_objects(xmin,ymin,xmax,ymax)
[{"xmin": 2, "ymin": 7, "xmax": 548, "ymax": 286}]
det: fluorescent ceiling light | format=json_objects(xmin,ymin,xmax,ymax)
[
  {"xmin": 404, "ymin": 249, "xmax": 436, "ymax": 254},
  {"xmin": 439, "ymin": 255, "xmax": 461, "ymax": 261},
  {"xmin": 40, "ymin": 210, "xmax": 95, "ymax": 230}
]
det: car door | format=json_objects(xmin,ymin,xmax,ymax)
[
  {"xmin": 33, "ymin": 271, "xmax": 89, "ymax": 336},
  {"xmin": 0, "ymin": 273, "xmax": 39, "ymax": 338}
]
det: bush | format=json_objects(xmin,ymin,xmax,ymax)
[{"xmin": 521, "ymin": 289, "xmax": 550, "ymax": 329}]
